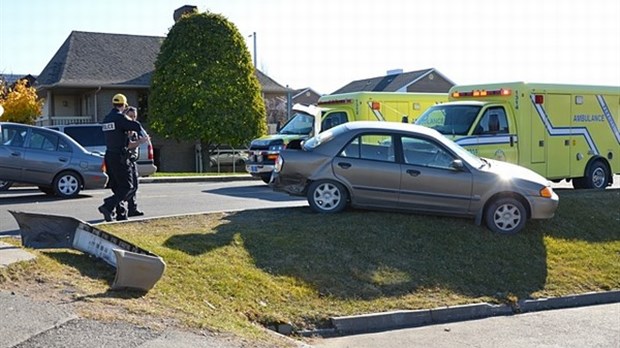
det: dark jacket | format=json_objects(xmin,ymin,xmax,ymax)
[{"xmin": 101, "ymin": 108, "xmax": 143, "ymax": 153}]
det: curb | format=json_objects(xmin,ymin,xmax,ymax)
[{"xmin": 300, "ymin": 290, "xmax": 620, "ymax": 337}]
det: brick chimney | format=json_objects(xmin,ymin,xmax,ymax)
[{"xmin": 174, "ymin": 5, "xmax": 198, "ymax": 22}]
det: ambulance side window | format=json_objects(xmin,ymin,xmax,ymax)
[
  {"xmin": 476, "ymin": 108, "xmax": 509, "ymax": 135},
  {"xmin": 322, "ymin": 112, "xmax": 348, "ymax": 131}
]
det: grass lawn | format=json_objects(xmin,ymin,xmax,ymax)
[{"xmin": 1, "ymin": 189, "xmax": 618, "ymax": 342}]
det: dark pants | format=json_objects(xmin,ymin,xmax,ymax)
[
  {"xmin": 102, "ymin": 151, "xmax": 134, "ymax": 213},
  {"xmin": 125, "ymin": 161, "xmax": 139, "ymax": 213}
]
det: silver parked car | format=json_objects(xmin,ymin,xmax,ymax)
[
  {"xmin": 0, "ymin": 122, "xmax": 108, "ymax": 198},
  {"xmin": 270, "ymin": 121, "xmax": 559, "ymax": 234},
  {"xmin": 47, "ymin": 123, "xmax": 157, "ymax": 177}
]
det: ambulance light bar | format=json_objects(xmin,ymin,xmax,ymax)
[
  {"xmin": 317, "ymin": 99, "xmax": 352, "ymax": 105},
  {"xmin": 452, "ymin": 88, "xmax": 511, "ymax": 98}
]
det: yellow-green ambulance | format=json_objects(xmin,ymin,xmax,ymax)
[
  {"xmin": 415, "ymin": 82, "xmax": 619, "ymax": 189},
  {"xmin": 246, "ymin": 92, "xmax": 447, "ymax": 182}
]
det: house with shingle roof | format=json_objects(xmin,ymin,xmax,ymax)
[
  {"xmin": 35, "ymin": 30, "xmax": 290, "ymax": 171},
  {"xmin": 331, "ymin": 68, "xmax": 454, "ymax": 95},
  {"xmin": 1, "ymin": 74, "xmax": 37, "ymax": 88},
  {"xmin": 291, "ymin": 87, "xmax": 321, "ymax": 105}
]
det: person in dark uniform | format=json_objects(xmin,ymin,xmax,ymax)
[
  {"xmin": 98, "ymin": 94, "xmax": 145, "ymax": 222},
  {"xmin": 121, "ymin": 106, "xmax": 147, "ymax": 218}
]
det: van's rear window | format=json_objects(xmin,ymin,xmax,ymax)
[{"xmin": 64, "ymin": 126, "xmax": 105, "ymax": 147}]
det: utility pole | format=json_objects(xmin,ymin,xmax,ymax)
[{"xmin": 249, "ymin": 32, "xmax": 257, "ymax": 67}]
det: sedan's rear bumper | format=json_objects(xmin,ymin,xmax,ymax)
[
  {"xmin": 269, "ymin": 172, "xmax": 307, "ymax": 196},
  {"xmin": 83, "ymin": 173, "xmax": 109, "ymax": 190},
  {"xmin": 137, "ymin": 162, "xmax": 157, "ymax": 177}
]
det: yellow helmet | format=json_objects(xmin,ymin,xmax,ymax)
[{"xmin": 112, "ymin": 93, "xmax": 128, "ymax": 106}]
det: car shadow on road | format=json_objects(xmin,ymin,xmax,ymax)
[
  {"xmin": 203, "ymin": 186, "xmax": 306, "ymax": 202},
  {"xmin": 0, "ymin": 193, "xmax": 93, "ymax": 204}
]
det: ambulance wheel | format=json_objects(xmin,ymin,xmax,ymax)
[
  {"xmin": 584, "ymin": 161, "xmax": 609, "ymax": 189},
  {"xmin": 307, "ymin": 180, "xmax": 348, "ymax": 213},
  {"xmin": 572, "ymin": 178, "xmax": 586, "ymax": 189},
  {"xmin": 484, "ymin": 197, "xmax": 527, "ymax": 235}
]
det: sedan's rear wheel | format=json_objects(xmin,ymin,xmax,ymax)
[
  {"xmin": 307, "ymin": 180, "xmax": 348, "ymax": 213},
  {"xmin": 53, "ymin": 171, "xmax": 81, "ymax": 198},
  {"xmin": 484, "ymin": 197, "xmax": 527, "ymax": 235}
]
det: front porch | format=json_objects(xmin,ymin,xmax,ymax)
[{"xmin": 36, "ymin": 115, "xmax": 94, "ymax": 126}]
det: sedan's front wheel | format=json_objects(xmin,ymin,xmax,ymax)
[
  {"xmin": 53, "ymin": 171, "xmax": 81, "ymax": 198},
  {"xmin": 307, "ymin": 180, "xmax": 348, "ymax": 213},
  {"xmin": 484, "ymin": 197, "xmax": 527, "ymax": 235}
]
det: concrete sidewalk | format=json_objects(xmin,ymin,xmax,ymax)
[
  {"xmin": 0, "ymin": 291, "xmax": 276, "ymax": 348},
  {"xmin": 0, "ymin": 242, "xmax": 35, "ymax": 267}
]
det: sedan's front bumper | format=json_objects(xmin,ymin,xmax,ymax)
[{"xmin": 528, "ymin": 190, "xmax": 559, "ymax": 219}]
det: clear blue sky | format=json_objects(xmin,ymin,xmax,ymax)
[{"xmin": 1, "ymin": 0, "xmax": 619, "ymax": 94}]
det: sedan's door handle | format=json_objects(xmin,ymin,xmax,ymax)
[
  {"xmin": 337, "ymin": 162, "xmax": 352, "ymax": 169},
  {"xmin": 58, "ymin": 157, "xmax": 68, "ymax": 162},
  {"xmin": 10, "ymin": 152, "xmax": 21, "ymax": 157},
  {"xmin": 406, "ymin": 169, "xmax": 421, "ymax": 177}
]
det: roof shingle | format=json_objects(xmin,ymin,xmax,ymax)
[{"xmin": 37, "ymin": 31, "xmax": 164, "ymax": 88}]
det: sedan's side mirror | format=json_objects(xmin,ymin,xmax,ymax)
[{"xmin": 451, "ymin": 159, "xmax": 464, "ymax": 171}]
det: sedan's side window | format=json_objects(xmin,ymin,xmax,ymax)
[
  {"xmin": 58, "ymin": 138, "xmax": 72, "ymax": 153},
  {"xmin": 402, "ymin": 136, "xmax": 455, "ymax": 169},
  {"xmin": 339, "ymin": 137, "xmax": 360, "ymax": 158},
  {"xmin": 339, "ymin": 134, "xmax": 394, "ymax": 162},
  {"xmin": 2, "ymin": 126, "xmax": 27, "ymax": 148},
  {"xmin": 28, "ymin": 130, "xmax": 59, "ymax": 151}
]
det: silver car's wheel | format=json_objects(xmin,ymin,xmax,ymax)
[
  {"xmin": 484, "ymin": 197, "xmax": 527, "ymax": 235},
  {"xmin": 0, "ymin": 180, "xmax": 12, "ymax": 191},
  {"xmin": 53, "ymin": 172, "xmax": 81, "ymax": 198},
  {"xmin": 307, "ymin": 180, "xmax": 348, "ymax": 213}
]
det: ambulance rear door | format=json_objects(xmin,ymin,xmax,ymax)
[{"xmin": 542, "ymin": 94, "xmax": 572, "ymax": 179}]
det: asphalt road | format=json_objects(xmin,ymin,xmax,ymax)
[
  {"xmin": 2, "ymin": 175, "xmax": 618, "ymax": 235},
  {"xmin": 0, "ymin": 180, "xmax": 307, "ymax": 235}
]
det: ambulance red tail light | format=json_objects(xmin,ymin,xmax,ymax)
[
  {"xmin": 371, "ymin": 101, "xmax": 381, "ymax": 110},
  {"xmin": 535, "ymin": 95, "xmax": 544, "ymax": 104}
]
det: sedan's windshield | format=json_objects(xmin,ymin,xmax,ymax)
[
  {"xmin": 278, "ymin": 112, "xmax": 314, "ymax": 135},
  {"xmin": 415, "ymin": 105, "xmax": 482, "ymax": 136}
]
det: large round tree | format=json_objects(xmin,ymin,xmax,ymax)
[{"xmin": 149, "ymin": 10, "xmax": 266, "ymax": 166}]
